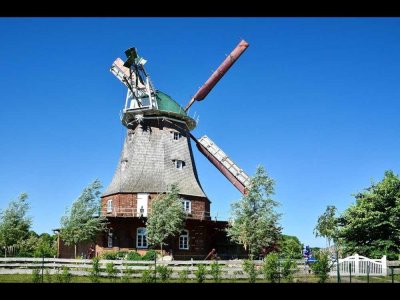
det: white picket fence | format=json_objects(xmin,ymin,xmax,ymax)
[
  {"xmin": 329, "ymin": 254, "xmax": 387, "ymax": 276},
  {"xmin": 0, "ymin": 258, "xmax": 265, "ymax": 279}
]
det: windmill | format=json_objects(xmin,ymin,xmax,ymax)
[{"xmin": 99, "ymin": 40, "xmax": 251, "ymax": 257}]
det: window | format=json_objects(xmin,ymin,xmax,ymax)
[
  {"xmin": 173, "ymin": 132, "xmax": 182, "ymax": 140},
  {"xmin": 106, "ymin": 199, "xmax": 113, "ymax": 213},
  {"xmin": 121, "ymin": 159, "xmax": 128, "ymax": 171},
  {"xmin": 137, "ymin": 227, "xmax": 148, "ymax": 249},
  {"xmin": 179, "ymin": 230, "xmax": 189, "ymax": 250},
  {"xmin": 181, "ymin": 200, "xmax": 191, "ymax": 214},
  {"xmin": 107, "ymin": 232, "xmax": 113, "ymax": 248},
  {"xmin": 174, "ymin": 160, "xmax": 185, "ymax": 169}
]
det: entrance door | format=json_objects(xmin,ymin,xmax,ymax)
[{"xmin": 137, "ymin": 193, "xmax": 149, "ymax": 217}]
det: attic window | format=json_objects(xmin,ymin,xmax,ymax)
[
  {"xmin": 172, "ymin": 132, "xmax": 182, "ymax": 140},
  {"xmin": 174, "ymin": 160, "xmax": 185, "ymax": 170},
  {"xmin": 121, "ymin": 159, "xmax": 128, "ymax": 171}
]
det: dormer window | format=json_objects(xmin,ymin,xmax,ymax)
[{"xmin": 174, "ymin": 160, "xmax": 185, "ymax": 170}]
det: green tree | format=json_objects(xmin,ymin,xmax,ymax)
[
  {"xmin": 262, "ymin": 252, "xmax": 280, "ymax": 283},
  {"xmin": 0, "ymin": 193, "xmax": 32, "ymax": 257},
  {"xmin": 280, "ymin": 235, "xmax": 303, "ymax": 259},
  {"xmin": 227, "ymin": 166, "xmax": 282, "ymax": 257},
  {"xmin": 146, "ymin": 184, "xmax": 185, "ymax": 256},
  {"xmin": 60, "ymin": 180, "xmax": 107, "ymax": 258},
  {"xmin": 314, "ymin": 205, "xmax": 338, "ymax": 248},
  {"xmin": 338, "ymin": 170, "xmax": 400, "ymax": 259}
]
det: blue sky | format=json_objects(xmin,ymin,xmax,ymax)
[{"xmin": 1, "ymin": 18, "xmax": 399, "ymax": 248}]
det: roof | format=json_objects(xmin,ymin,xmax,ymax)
[{"xmin": 155, "ymin": 91, "xmax": 187, "ymax": 117}]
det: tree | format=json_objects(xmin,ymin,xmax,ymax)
[
  {"xmin": 280, "ymin": 235, "xmax": 303, "ymax": 259},
  {"xmin": 60, "ymin": 179, "xmax": 107, "ymax": 258},
  {"xmin": 314, "ymin": 205, "xmax": 339, "ymax": 248},
  {"xmin": 338, "ymin": 170, "xmax": 400, "ymax": 259},
  {"xmin": 227, "ymin": 165, "xmax": 282, "ymax": 258},
  {"xmin": 146, "ymin": 184, "xmax": 185, "ymax": 256},
  {"xmin": 0, "ymin": 193, "xmax": 32, "ymax": 257},
  {"xmin": 310, "ymin": 250, "xmax": 332, "ymax": 283}
]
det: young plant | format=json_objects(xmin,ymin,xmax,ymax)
[
  {"xmin": 281, "ymin": 258, "xmax": 297, "ymax": 283},
  {"xmin": 195, "ymin": 264, "xmax": 207, "ymax": 283},
  {"xmin": 106, "ymin": 261, "xmax": 118, "ymax": 282},
  {"xmin": 90, "ymin": 257, "xmax": 101, "ymax": 283},
  {"xmin": 210, "ymin": 261, "xmax": 222, "ymax": 283},
  {"xmin": 141, "ymin": 267, "xmax": 155, "ymax": 283},
  {"xmin": 178, "ymin": 267, "xmax": 190, "ymax": 283},
  {"xmin": 45, "ymin": 268, "xmax": 52, "ymax": 283},
  {"xmin": 310, "ymin": 250, "xmax": 331, "ymax": 283},
  {"xmin": 262, "ymin": 253, "xmax": 280, "ymax": 283},
  {"xmin": 242, "ymin": 259, "xmax": 258, "ymax": 283},
  {"xmin": 156, "ymin": 265, "xmax": 173, "ymax": 283},
  {"xmin": 61, "ymin": 266, "xmax": 72, "ymax": 283},
  {"xmin": 32, "ymin": 268, "xmax": 41, "ymax": 283}
]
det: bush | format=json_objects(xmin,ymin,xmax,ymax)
[
  {"xmin": 281, "ymin": 258, "xmax": 296, "ymax": 282},
  {"xmin": 121, "ymin": 264, "xmax": 134, "ymax": 283},
  {"xmin": 142, "ymin": 250, "xmax": 157, "ymax": 261},
  {"xmin": 127, "ymin": 252, "xmax": 142, "ymax": 261},
  {"xmin": 102, "ymin": 251, "xmax": 118, "ymax": 260},
  {"xmin": 156, "ymin": 265, "xmax": 172, "ymax": 283},
  {"xmin": 243, "ymin": 259, "xmax": 258, "ymax": 283},
  {"xmin": 32, "ymin": 268, "xmax": 41, "ymax": 283},
  {"xmin": 116, "ymin": 251, "xmax": 128, "ymax": 260},
  {"xmin": 262, "ymin": 253, "xmax": 280, "ymax": 283},
  {"xmin": 90, "ymin": 257, "xmax": 101, "ymax": 283},
  {"xmin": 61, "ymin": 266, "xmax": 72, "ymax": 283},
  {"xmin": 195, "ymin": 264, "xmax": 207, "ymax": 283},
  {"xmin": 178, "ymin": 267, "xmax": 190, "ymax": 283},
  {"xmin": 210, "ymin": 261, "xmax": 222, "ymax": 283},
  {"xmin": 142, "ymin": 267, "xmax": 155, "ymax": 283},
  {"xmin": 310, "ymin": 250, "xmax": 331, "ymax": 283},
  {"xmin": 106, "ymin": 262, "xmax": 118, "ymax": 282},
  {"xmin": 45, "ymin": 269, "xmax": 52, "ymax": 283}
]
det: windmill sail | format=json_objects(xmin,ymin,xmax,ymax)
[{"xmin": 193, "ymin": 135, "xmax": 250, "ymax": 195}]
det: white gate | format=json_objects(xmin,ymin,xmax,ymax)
[{"xmin": 330, "ymin": 253, "xmax": 387, "ymax": 276}]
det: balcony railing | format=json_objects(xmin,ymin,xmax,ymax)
[{"xmin": 102, "ymin": 207, "xmax": 211, "ymax": 220}]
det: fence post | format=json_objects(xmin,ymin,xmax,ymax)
[
  {"xmin": 336, "ymin": 251, "xmax": 341, "ymax": 283},
  {"xmin": 367, "ymin": 261, "xmax": 370, "ymax": 283},
  {"xmin": 354, "ymin": 253, "xmax": 359, "ymax": 276},
  {"xmin": 349, "ymin": 262, "xmax": 352, "ymax": 283},
  {"xmin": 41, "ymin": 253, "xmax": 44, "ymax": 283},
  {"xmin": 391, "ymin": 267, "xmax": 394, "ymax": 284}
]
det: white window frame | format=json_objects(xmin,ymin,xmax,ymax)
[
  {"xmin": 136, "ymin": 227, "xmax": 148, "ymax": 249},
  {"xmin": 181, "ymin": 200, "xmax": 191, "ymax": 214},
  {"xmin": 174, "ymin": 160, "xmax": 185, "ymax": 170},
  {"xmin": 106, "ymin": 199, "xmax": 113, "ymax": 213},
  {"xmin": 107, "ymin": 232, "xmax": 113, "ymax": 248},
  {"xmin": 179, "ymin": 230, "xmax": 189, "ymax": 250}
]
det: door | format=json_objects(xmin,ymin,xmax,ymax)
[{"xmin": 137, "ymin": 193, "xmax": 149, "ymax": 217}]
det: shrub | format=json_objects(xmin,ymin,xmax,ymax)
[
  {"xmin": 32, "ymin": 268, "xmax": 41, "ymax": 283},
  {"xmin": 102, "ymin": 251, "xmax": 118, "ymax": 260},
  {"xmin": 61, "ymin": 266, "xmax": 72, "ymax": 283},
  {"xmin": 243, "ymin": 259, "xmax": 258, "ymax": 283},
  {"xmin": 178, "ymin": 267, "xmax": 190, "ymax": 283},
  {"xmin": 262, "ymin": 253, "xmax": 280, "ymax": 283},
  {"xmin": 116, "ymin": 251, "xmax": 128, "ymax": 260},
  {"xmin": 142, "ymin": 250, "xmax": 157, "ymax": 261},
  {"xmin": 281, "ymin": 258, "xmax": 297, "ymax": 283},
  {"xmin": 310, "ymin": 250, "xmax": 331, "ymax": 283},
  {"xmin": 106, "ymin": 261, "xmax": 118, "ymax": 282},
  {"xmin": 45, "ymin": 269, "xmax": 52, "ymax": 283},
  {"xmin": 156, "ymin": 265, "xmax": 172, "ymax": 283},
  {"xmin": 90, "ymin": 257, "xmax": 101, "ymax": 283},
  {"xmin": 195, "ymin": 264, "xmax": 207, "ymax": 283},
  {"xmin": 210, "ymin": 261, "xmax": 222, "ymax": 283},
  {"xmin": 142, "ymin": 267, "xmax": 155, "ymax": 283},
  {"xmin": 126, "ymin": 251, "xmax": 142, "ymax": 261},
  {"xmin": 121, "ymin": 264, "xmax": 134, "ymax": 283}
]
